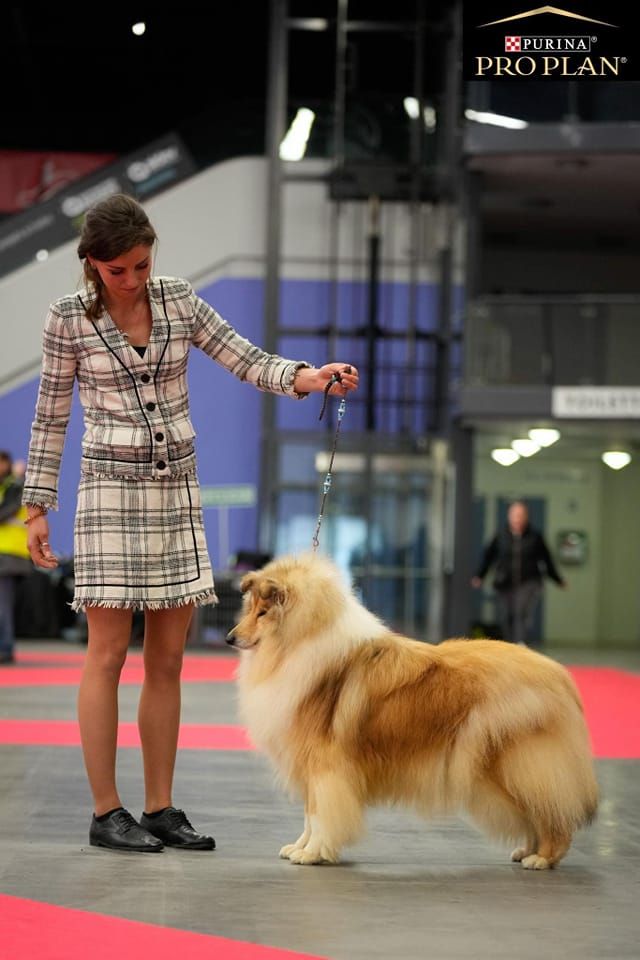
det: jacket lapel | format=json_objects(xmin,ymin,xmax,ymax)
[{"xmin": 145, "ymin": 280, "xmax": 170, "ymax": 378}]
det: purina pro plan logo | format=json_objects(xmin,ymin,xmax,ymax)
[{"xmin": 463, "ymin": 3, "xmax": 635, "ymax": 79}]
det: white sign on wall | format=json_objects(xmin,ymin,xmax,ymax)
[{"xmin": 552, "ymin": 387, "xmax": 640, "ymax": 418}]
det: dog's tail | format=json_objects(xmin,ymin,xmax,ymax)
[{"xmin": 498, "ymin": 702, "xmax": 599, "ymax": 836}]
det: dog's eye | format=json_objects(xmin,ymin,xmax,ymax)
[{"xmin": 257, "ymin": 610, "xmax": 267, "ymax": 618}]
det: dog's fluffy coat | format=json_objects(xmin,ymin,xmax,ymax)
[{"xmin": 229, "ymin": 553, "xmax": 598, "ymax": 868}]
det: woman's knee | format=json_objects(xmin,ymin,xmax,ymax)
[
  {"xmin": 143, "ymin": 646, "xmax": 184, "ymax": 683},
  {"xmin": 84, "ymin": 643, "xmax": 129, "ymax": 678}
]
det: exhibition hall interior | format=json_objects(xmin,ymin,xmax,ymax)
[{"xmin": 1, "ymin": 3, "xmax": 638, "ymax": 959}]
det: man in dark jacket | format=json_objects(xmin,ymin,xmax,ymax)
[{"xmin": 471, "ymin": 500, "xmax": 566, "ymax": 645}]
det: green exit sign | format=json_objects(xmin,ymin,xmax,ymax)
[{"xmin": 200, "ymin": 484, "xmax": 257, "ymax": 508}]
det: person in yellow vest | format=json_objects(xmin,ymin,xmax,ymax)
[{"xmin": 0, "ymin": 452, "xmax": 32, "ymax": 664}]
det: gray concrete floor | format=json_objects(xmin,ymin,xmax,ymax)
[{"xmin": 1, "ymin": 643, "xmax": 639, "ymax": 959}]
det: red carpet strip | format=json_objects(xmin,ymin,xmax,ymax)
[
  {"xmin": 567, "ymin": 666, "xmax": 640, "ymax": 759},
  {"xmin": 0, "ymin": 651, "xmax": 238, "ymax": 687},
  {"xmin": 0, "ymin": 893, "xmax": 325, "ymax": 960},
  {"xmin": 0, "ymin": 719, "xmax": 253, "ymax": 750}
]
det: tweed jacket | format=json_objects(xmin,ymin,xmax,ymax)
[{"xmin": 23, "ymin": 276, "xmax": 309, "ymax": 509}]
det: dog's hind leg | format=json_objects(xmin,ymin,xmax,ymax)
[
  {"xmin": 467, "ymin": 776, "xmax": 538, "ymax": 865},
  {"xmin": 521, "ymin": 831, "xmax": 572, "ymax": 870},
  {"xmin": 279, "ymin": 813, "xmax": 311, "ymax": 859},
  {"xmin": 287, "ymin": 773, "xmax": 364, "ymax": 865}
]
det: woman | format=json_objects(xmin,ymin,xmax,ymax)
[{"xmin": 23, "ymin": 193, "xmax": 358, "ymax": 853}]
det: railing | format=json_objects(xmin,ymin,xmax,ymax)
[{"xmin": 464, "ymin": 296, "xmax": 640, "ymax": 387}]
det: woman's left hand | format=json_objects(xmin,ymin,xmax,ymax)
[{"xmin": 296, "ymin": 363, "xmax": 359, "ymax": 396}]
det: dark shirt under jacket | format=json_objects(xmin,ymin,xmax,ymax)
[{"xmin": 475, "ymin": 524, "xmax": 565, "ymax": 592}]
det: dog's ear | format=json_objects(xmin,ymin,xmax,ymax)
[
  {"xmin": 258, "ymin": 578, "xmax": 286, "ymax": 607},
  {"xmin": 240, "ymin": 572, "xmax": 257, "ymax": 594}
]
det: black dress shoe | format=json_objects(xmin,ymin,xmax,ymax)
[
  {"xmin": 90, "ymin": 807, "xmax": 164, "ymax": 852},
  {"xmin": 140, "ymin": 807, "xmax": 215, "ymax": 850}
]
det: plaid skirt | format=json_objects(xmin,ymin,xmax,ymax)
[{"xmin": 71, "ymin": 472, "xmax": 218, "ymax": 612}]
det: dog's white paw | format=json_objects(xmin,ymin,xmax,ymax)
[
  {"xmin": 279, "ymin": 843, "xmax": 300, "ymax": 859},
  {"xmin": 511, "ymin": 846, "xmax": 533, "ymax": 862},
  {"xmin": 288, "ymin": 844, "xmax": 339, "ymax": 866},
  {"xmin": 521, "ymin": 854, "xmax": 551, "ymax": 870}
]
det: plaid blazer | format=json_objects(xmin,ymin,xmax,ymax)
[{"xmin": 23, "ymin": 276, "xmax": 309, "ymax": 509}]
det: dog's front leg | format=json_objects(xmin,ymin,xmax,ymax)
[
  {"xmin": 279, "ymin": 811, "xmax": 311, "ymax": 859},
  {"xmin": 286, "ymin": 773, "xmax": 363, "ymax": 866}
]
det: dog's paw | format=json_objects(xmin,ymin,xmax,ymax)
[
  {"xmin": 279, "ymin": 843, "xmax": 300, "ymax": 859},
  {"xmin": 288, "ymin": 844, "xmax": 340, "ymax": 866},
  {"xmin": 521, "ymin": 854, "xmax": 551, "ymax": 870},
  {"xmin": 511, "ymin": 846, "xmax": 533, "ymax": 862}
]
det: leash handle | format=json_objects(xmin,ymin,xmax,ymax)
[{"xmin": 318, "ymin": 365, "xmax": 352, "ymax": 422}]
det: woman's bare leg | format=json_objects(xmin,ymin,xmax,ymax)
[
  {"xmin": 78, "ymin": 607, "xmax": 132, "ymax": 815},
  {"xmin": 138, "ymin": 604, "xmax": 194, "ymax": 813}
]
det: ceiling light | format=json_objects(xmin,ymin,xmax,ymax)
[
  {"xmin": 404, "ymin": 98, "xmax": 437, "ymax": 129},
  {"xmin": 279, "ymin": 108, "xmax": 315, "ymax": 161},
  {"xmin": 601, "ymin": 451, "xmax": 632, "ymax": 470},
  {"xmin": 465, "ymin": 108, "xmax": 529, "ymax": 129},
  {"xmin": 511, "ymin": 438, "xmax": 540, "ymax": 457},
  {"xmin": 528, "ymin": 428, "xmax": 560, "ymax": 447},
  {"xmin": 404, "ymin": 97, "xmax": 420, "ymax": 119},
  {"xmin": 491, "ymin": 448, "xmax": 520, "ymax": 466},
  {"xmin": 132, "ymin": 22, "xmax": 146, "ymax": 36},
  {"xmin": 35, "ymin": 249, "xmax": 49, "ymax": 262},
  {"xmin": 423, "ymin": 105, "xmax": 437, "ymax": 131}
]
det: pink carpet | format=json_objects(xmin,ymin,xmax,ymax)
[
  {"xmin": 567, "ymin": 666, "xmax": 640, "ymax": 759},
  {"xmin": 0, "ymin": 894, "xmax": 325, "ymax": 960},
  {"xmin": 0, "ymin": 719, "xmax": 253, "ymax": 750},
  {"xmin": 0, "ymin": 650, "xmax": 238, "ymax": 687}
]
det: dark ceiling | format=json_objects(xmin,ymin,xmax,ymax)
[
  {"xmin": 2, "ymin": 4, "xmax": 271, "ymax": 157},
  {"xmin": 2, "ymin": 2, "xmax": 449, "ymax": 165}
]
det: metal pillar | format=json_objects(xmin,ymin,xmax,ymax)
[{"xmin": 259, "ymin": 0, "xmax": 288, "ymax": 550}]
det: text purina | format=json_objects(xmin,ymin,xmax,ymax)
[
  {"xmin": 475, "ymin": 56, "xmax": 621, "ymax": 76},
  {"xmin": 519, "ymin": 37, "xmax": 591, "ymax": 52}
]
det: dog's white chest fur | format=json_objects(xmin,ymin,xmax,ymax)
[{"xmin": 237, "ymin": 601, "xmax": 385, "ymax": 767}]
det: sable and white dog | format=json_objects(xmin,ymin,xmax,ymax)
[{"xmin": 227, "ymin": 552, "xmax": 598, "ymax": 869}]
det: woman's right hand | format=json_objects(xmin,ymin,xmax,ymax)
[{"xmin": 27, "ymin": 516, "xmax": 58, "ymax": 569}]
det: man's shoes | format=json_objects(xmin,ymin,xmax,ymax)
[
  {"xmin": 140, "ymin": 807, "xmax": 215, "ymax": 850},
  {"xmin": 0, "ymin": 652, "xmax": 15, "ymax": 665},
  {"xmin": 90, "ymin": 807, "xmax": 164, "ymax": 852}
]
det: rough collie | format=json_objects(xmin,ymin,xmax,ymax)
[{"xmin": 227, "ymin": 553, "xmax": 598, "ymax": 869}]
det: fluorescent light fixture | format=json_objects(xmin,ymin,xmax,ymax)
[
  {"xmin": 465, "ymin": 108, "xmax": 529, "ymax": 130},
  {"xmin": 35, "ymin": 249, "xmax": 49, "ymax": 262},
  {"xmin": 132, "ymin": 22, "xmax": 146, "ymax": 36},
  {"xmin": 491, "ymin": 448, "xmax": 520, "ymax": 467},
  {"xmin": 512, "ymin": 438, "xmax": 540, "ymax": 458},
  {"xmin": 528, "ymin": 428, "xmax": 560, "ymax": 447},
  {"xmin": 601, "ymin": 451, "xmax": 632, "ymax": 470},
  {"xmin": 279, "ymin": 108, "xmax": 316, "ymax": 161}
]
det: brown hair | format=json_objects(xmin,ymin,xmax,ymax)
[{"xmin": 77, "ymin": 193, "xmax": 157, "ymax": 320}]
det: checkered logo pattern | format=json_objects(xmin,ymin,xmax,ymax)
[{"xmin": 504, "ymin": 36, "xmax": 521, "ymax": 51}]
